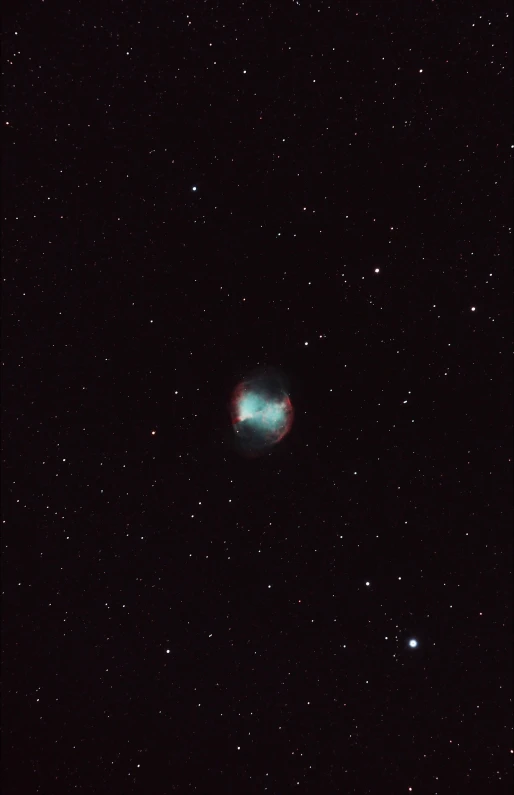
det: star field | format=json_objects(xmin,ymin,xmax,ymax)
[{"xmin": 3, "ymin": 2, "xmax": 513, "ymax": 794}]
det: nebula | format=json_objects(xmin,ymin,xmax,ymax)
[{"xmin": 229, "ymin": 367, "xmax": 294, "ymax": 456}]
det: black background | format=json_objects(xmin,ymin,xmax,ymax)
[{"xmin": 3, "ymin": 1, "xmax": 513, "ymax": 793}]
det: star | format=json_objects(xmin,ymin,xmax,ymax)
[{"xmin": 408, "ymin": 639, "xmax": 418, "ymax": 648}]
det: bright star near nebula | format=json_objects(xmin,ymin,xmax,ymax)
[{"xmin": 408, "ymin": 639, "xmax": 418, "ymax": 648}]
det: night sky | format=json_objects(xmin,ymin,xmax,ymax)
[{"xmin": 3, "ymin": 2, "xmax": 513, "ymax": 793}]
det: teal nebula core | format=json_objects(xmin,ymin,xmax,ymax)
[{"xmin": 239, "ymin": 392, "xmax": 287, "ymax": 434}]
